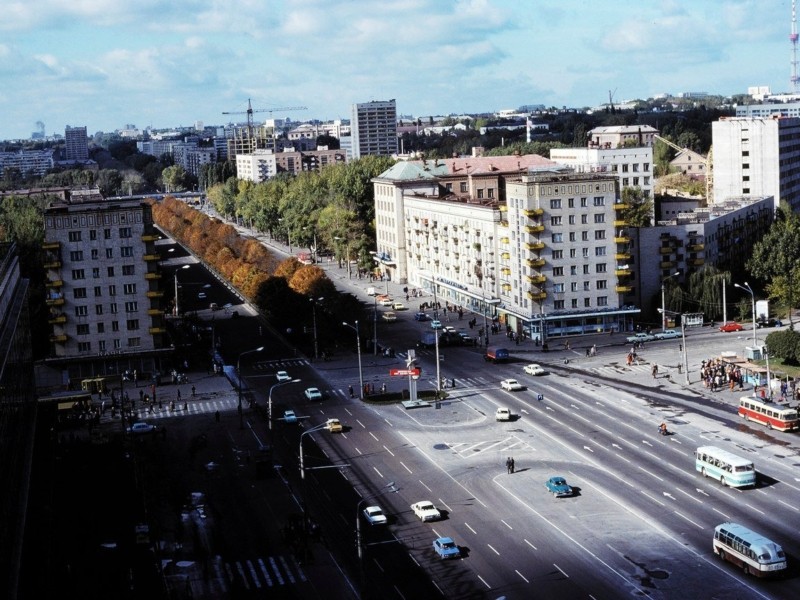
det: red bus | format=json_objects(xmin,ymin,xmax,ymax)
[{"xmin": 738, "ymin": 396, "xmax": 799, "ymax": 432}]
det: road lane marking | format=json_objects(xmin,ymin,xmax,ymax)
[
  {"xmin": 637, "ymin": 465, "xmax": 664, "ymax": 482},
  {"xmin": 355, "ymin": 447, "xmax": 362, "ymax": 455},
  {"xmin": 383, "ymin": 445, "xmax": 395, "ymax": 456},
  {"xmin": 373, "ymin": 466, "xmax": 384, "ymax": 478},
  {"xmin": 373, "ymin": 557, "xmax": 385, "ymax": 573},
  {"xmin": 369, "ymin": 432, "xmax": 379, "ymax": 441},
  {"xmin": 515, "ymin": 570, "xmax": 529, "ymax": 583},
  {"xmin": 438, "ymin": 499, "xmax": 452, "ymax": 512},
  {"xmin": 384, "ymin": 418, "xmax": 394, "ymax": 427},
  {"xmin": 779, "ymin": 499, "xmax": 800, "ymax": 511},
  {"xmin": 257, "ymin": 558, "xmax": 273, "ymax": 586},
  {"xmin": 524, "ymin": 538, "xmax": 538, "ymax": 550},
  {"xmin": 477, "ymin": 575, "xmax": 491, "ymax": 589},
  {"xmin": 419, "ymin": 479, "xmax": 432, "ymax": 492},
  {"xmin": 712, "ymin": 507, "xmax": 731, "ymax": 520},
  {"xmin": 640, "ymin": 491, "xmax": 666, "ymax": 507},
  {"xmin": 246, "ymin": 559, "xmax": 261, "ymax": 588},
  {"xmin": 487, "ymin": 543, "xmax": 500, "ymax": 555},
  {"xmin": 356, "ymin": 419, "xmax": 365, "ymax": 428},
  {"xmin": 400, "ymin": 461, "xmax": 413, "ymax": 474},
  {"xmin": 744, "ymin": 502, "xmax": 765, "ymax": 516},
  {"xmin": 677, "ymin": 487, "xmax": 704, "ymax": 504},
  {"xmin": 464, "ymin": 522, "xmax": 476, "ymax": 534},
  {"xmin": 674, "ymin": 511, "xmax": 704, "ymax": 529},
  {"xmin": 501, "ymin": 519, "xmax": 513, "ymax": 530},
  {"xmin": 553, "ymin": 563, "xmax": 569, "ymax": 578}
]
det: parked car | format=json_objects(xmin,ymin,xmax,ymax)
[
  {"xmin": 495, "ymin": 407, "xmax": 512, "ymax": 421},
  {"xmin": 756, "ymin": 318, "xmax": 782, "ymax": 328},
  {"xmin": 127, "ymin": 422, "xmax": 157, "ymax": 435},
  {"xmin": 362, "ymin": 505, "xmax": 388, "ymax": 526},
  {"xmin": 414, "ymin": 312, "xmax": 429, "ymax": 322},
  {"xmin": 523, "ymin": 363, "xmax": 547, "ymax": 376},
  {"xmin": 282, "ymin": 410, "xmax": 298, "ymax": 424},
  {"xmin": 500, "ymin": 378, "xmax": 524, "ymax": 391},
  {"xmin": 276, "ymin": 370, "xmax": 291, "ymax": 382},
  {"xmin": 325, "ymin": 418, "xmax": 343, "ymax": 433},
  {"xmin": 382, "ymin": 311, "xmax": 397, "ymax": 322},
  {"xmin": 304, "ymin": 387, "xmax": 323, "ymax": 401},
  {"xmin": 410, "ymin": 501, "xmax": 441, "ymax": 522},
  {"xmin": 433, "ymin": 537, "xmax": 461, "ymax": 559},
  {"xmin": 719, "ymin": 321, "xmax": 744, "ymax": 332},
  {"xmin": 626, "ymin": 332, "xmax": 655, "ymax": 344},
  {"xmin": 431, "ymin": 320, "xmax": 442, "ymax": 329},
  {"xmin": 654, "ymin": 329, "xmax": 681, "ymax": 340},
  {"xmin": 545, "ymin": 476, "xmax": 573, "ymax": 498}
]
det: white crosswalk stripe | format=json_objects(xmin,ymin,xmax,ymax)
[
  {"xmin": 445, "ymin": 436, "xmax": 537, "ymax": 457},
  {"xmin": 253, "ymin": 359, "xmax": 310, "ymax": 371},
  {"xmin": 591, "ymin": 364, "xmax": 652, "ymax": 378},
  {"xmin": 132, "ymin": 397, "xmax": 238, "ymax": 420},
  {"xmin": 226, "ymin": 555, "xmax": 304, "ymax": 589}
]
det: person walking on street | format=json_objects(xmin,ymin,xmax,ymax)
[
  {"xmin": 191, "ymin": 385, "xmax": 196, "ymax": 398},
  {"xmin": 348, "ymin": 385, "xmax": 354, "ymax": 398},
  {"xmin": 506, "ymin": 456, "xmax": 512, "ymax": 474},
  {"xmin": 510, "ymin": 457, "xmax": 515, "ymax": 474}
]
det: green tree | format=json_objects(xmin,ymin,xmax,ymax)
[
  {"xmin": 620, "ymin": 187, "xmax": 653, "ymax": 227},
  {"xmin": 687, "ymin": 266, "xmax": 731, "ymax": 321},
  {"xmin": 96, "ymin": 169, "xmax": 123, "ymax": 196},
  {"xmin": 162, "ymin": 165, "xmax": 188, "ymax": 192}
]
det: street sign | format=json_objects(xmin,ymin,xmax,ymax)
[{"xmin": 390, "ymin": 368, "xmax": 420, "ymax": 376}]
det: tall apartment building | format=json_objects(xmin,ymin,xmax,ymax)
[
  {"xmin": 351, "ymin": 99, "xmax": 398, "ymax": 158},
  {"xmin": 64, "ymin": 125, "xmax": 88, "ymax": 161},
  {"xmin": 42, "ymin": 193, "xmax": 170, "ymax": 384},
  {"xmin": 712, "ymin": 116, "xmax": 800, "ymax": 212},
  {"xmin": 236, "ymin": 150, "xmax": 277, "ymax": 183},
  {"xmin": 0, "ymin": 149, "xmax": 54, "ymax": 178},
  {"xmin": 550, "ymin": 146, "xmax": 654, "ymax": 197}
]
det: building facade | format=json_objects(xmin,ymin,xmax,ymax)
[
  {"xmin": 351, "ymin": 99, "xmax": 398, "ymax": 158},
  {"xmin": 64, "ymin": 125, "xmax": 88, "ymax": 161},
  {"xmin": 0, "ymin": 149, "xmax": 54, "ymax": 178},
  {"xmin": 42, "ymin": 193, "xmax": 170, "ymax": 384},
  {"xmin": 236, "ymin": 150, "xmax": 277, "ymax": 183},
  {"xmin": 550, "ymin": 145, "xmax": 654, "ymax": 198}
]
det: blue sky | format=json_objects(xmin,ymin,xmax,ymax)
[{"xmin": 0, "ymin": 0, "xmax": 793, "ymax": 140}]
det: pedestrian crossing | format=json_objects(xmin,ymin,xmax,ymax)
[
  {"xmin": 588, "ymin": 362, "xmax": 665, "ymax": 379},
  {"xmin": 252, "ymin": 358, "xmax": 310, "ymax": 371},
  {"xmin": 444, "ymin": 435, "xmax": 537, "ymax": 458},
  {"xmin": 130, "ymin": 396, "xmax": 238, "ymax": 421},
  {"xmin": 212, "ymin": 553, "xmax": 307, "ymax": 594}
]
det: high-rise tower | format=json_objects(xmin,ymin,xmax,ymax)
[{"xmin": 791, "ymin": 0, "xmax": 799, "ymax": 92}]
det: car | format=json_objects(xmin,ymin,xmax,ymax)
[
  {"xmin": 379, "ymin": 298, "xmax": 394, "ymax": 306},
  {"xmin": 495, "ymin": 407, "xmax": 512, "ymax": 421},
  {"xmin": 414, "ymin": 312, "xmax": 429, "ymax": 321},
  {"xmin": 410, "ymin": 500, "xmax": 441, "ymax": 522},
  {"xmin": 282, "ymin": 410, "xmax": 298, "ymax": 424},
  {"xmin": 362, "ymin": 505, "xmax": 388, "ymax": 526},
  {"xmin": 756, "ymin": 318, "xmax": 782, "ymax": 328},
  {"xmin": 654, "ymin": 329, "xmax": 681, "ymax": 340},
  {"xmin": 500, "ymin": 378, "xmax": 524, "ymax": 391},
  {"xmin": 392, "ymin": 302, "xmax": 407, "ymax": 310},
  {"xmin": 127, "ymin": 422, "xmax": 157, "ymax": 435},
  {"xmin": 304, "ymin": 387, "xmax": 323, "ymax": 401},
  {"xmin": 523, "ymin": 363, "xmax": 547, "ymax": 376},
  {"xmin": 433, "ymin": 536, "xmax": 461, "ymax": 559},
  {"xmin": 431, "ymin": 320, "xmax": 442, "ymax": 329},
  {"xmin": 209, "ymin": 302, "xmax": 220, "ymax": 311},
  {"xmin": 325, "ymin": 418, "xmax": 343, "ymax": 433},
  {"xmin": 197, "ymin": 291, "xmax": 207, "ymax": 300},
  {"xmin": 382, "ymin": 311, "xmax": 397, "ymax": 322},
  {"xmin": 276, "ymin": 370, "xmax": 291, "ymax": 382},
  {"xmin": 545, "ymin": 476, "xmax": 573, "ymax": 498},
  {"xmin": 442, "ymin": 325, "xmax": 456, "ymax": 333},
  {"xmin": 719, "ymin": 321, "xmax": 744, "ymax": 332},
  {"xmin": 625, "ymin": 332, "xmax": 655, "ymax": 344}
]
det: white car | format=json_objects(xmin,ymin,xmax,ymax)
[
  {"xmin": 382, "ymin": 311, "xmax": 397, "ymax": 322},
  {"xmin": 495, "ymin": 407, "xmax": 512, "ymax": 421},
  {"xmin": 442, "ymin": 325, "xmax": 456, "ymax": 333},
  {"xmin": 392, "ymin": 302, "xmax": 407, "ymax": 311},
  {"xmin": 523, "ymin": 363, "xmax": 547, "ymax": 376},
  {"xmin": 379, "ymin": 298, "xmax": 394, "ymax": 306},
  {"xmin": 500, "ymin": 378, "xmax": 524, "ymax": 391},
  {"xmin": 654, "ymin": 329, "xmax": 681, "ymax": 340},
  {"xmin": 325, "ymin": 418, "xmax": 343, "ymax": 433},
  {"xmin": 127, "ymin": 422, "xmax": 157, "ymax": 435},
  {"xmin": 411, "ymin": 501, "xmax": 441, "ymax": 522},
  {"xmin": 304, "ymin": 387, "xmax": 323, "ymax": 401},
  {"xmin": 276, "ymin": 370, "xmax": 291, "ymax": 382},
  {"xmin": 282, "ymin": 410, "xmax": 298, "ymax": 424},
  {"xmin": 362, "ymin": 505, "xmax": 388, "ymax": 525}
]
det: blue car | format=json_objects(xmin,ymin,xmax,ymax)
[
  {"xmin": 414, "ymin": 312, "xmax": 429, "ymax": 321},
  {"xmin": 545, "ymin": 476, "xmax": 573, "ymax": 498},
  {"xmin": 433, "ymin": 536, "xmax": 460, "ymax": 559},
  {"xmin": 431, "ymin": 320, "xmax": 442, "ymax": 329}
]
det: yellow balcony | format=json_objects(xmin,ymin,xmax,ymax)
[
  {"xmin": 613, "ymin": 203, "xmax": 629, "ymax": 211},
  {"xmin": 146, "ymin": 291, "xmax": 164, "ymax": 298},
  {"xmin": 615, "ymin": 285, "xmax": 633, "ymax": 293},
  {"xmin": 688, "ymin": 244, "xmax": 705, "ymax": 251},
  {"xmin": 525, "ymin": 224, "xmax": 545, "ymax": 234},
  {"xmin": 660, "ymin": 260, "xmax": 676, "ymax": 269},
  {"xmin": 501, "ymin": 267, "xmax": 512, "ymax": 276},
  {"xmin": 143, "ymin": 254, "xmax": 161, "ymax": 262},
  {"xmin": 141, "ymin": 234, "xmax": 159, "ymax": 242},
  {"xmin": 149, "ymin": 327, "xmax": 167, "ymax": 335},
  {"xmin": 501, "ymin": 283, "xmax": 512, "ymax": 291},
  {"xmin": 659, "ymin": 247, "xmax": 674, "ymax": 254},
  {"xmin": 44, "ymin": 261, "xmax": 62, "ymax": 269},
  {"xmin": 500, "ymin": 220, "xmax": 509, "ymax": 227},
  {"xmin": 42, "ymin": 241, "xmax": 60, "ymax": 251},
  {"xmin": 147, "ymin": 308, "xmax": 163, "ymax": 316},
  {"xmin": 690, "ymin": 258, "xmax": 705, "ymax": 266},
  {"xmin": 526, "ymin": 258, "xmax": 545, "ymax": 268},
  {"xmin": 527, "ymin": 291, "xmax": 547, "ymax": 301},
  {"xmin": 523, "ymin": 208, "xmax": 544, "ymax": 217},
  {"xmin": 525, "ymin": 241, "xmax": 545, "ymax": 251},
  {"xmin": 46, "ymin": 297, "xmax": 64, "ymax": 306},
  {"xmin": 49, "ymin": 334, "xmax": 67, "ymax": 343},
  {"xmin": 526, "ymin": 274, "xmax": 546, "ymax": 284},
  {"xmin": 501, "ymin": 252, "xmax": 511, "ymax": 259},
  {"xmin": 46, "ymin": 279, "xmax": 63, "ymax": 288},
  {"xmin": 48, "ymin": 315, "xmax": 66, "ymax": 325},
  {"xmin": 500, "ymin": 237, "xmax": 510, "ymax": 244},
  {"xmin": 613, "ymin": 219, "xmax": 628, "ymax": 227},
  {"xmin": 615, "ymin": 252, "xmax": 630, "ymax": 260},
  {"xmin": 615, "ymin": 269, "xmax": 632, "ymax": 277},
  {"xmin": 614, "ymin": 236, "xmax": 630, "ymax": 244},
  {"xmin": 499, "ymin": 204, "xmax": 508, "ymax": 212},
  {"xmin": 145, "ymin": 272, "xmax": 162, "ymax": 280}
]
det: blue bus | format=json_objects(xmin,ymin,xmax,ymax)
[{"xmin": 695, "ymin": 446, "xmax": 756, "ymax": 488}]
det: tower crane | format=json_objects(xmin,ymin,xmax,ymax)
[
  {"xmin": 222, "ymin": 99, "xmax": 307, "ymax": 140},
  {"xmin": 653, "ymin": 134, "xmax": 713, "ymax": 203}
]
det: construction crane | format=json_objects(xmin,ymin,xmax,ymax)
[
  {"xmin": 222, "ymin": 99, "xmax": 307, "ymax": 140},
  {"xmin": 653, "ymin": 134, "xmax": 713, "ymax": 203}
]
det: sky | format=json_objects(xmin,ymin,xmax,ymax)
[{"xmin": 0, "ymin": 0, "xmax": 795, "ymax": 140}]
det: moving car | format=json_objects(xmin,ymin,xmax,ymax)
[
  {"xmin": 757, "ymin": 318, "xmax": 782, "ymax": 328},
  {"xmin": 546, "ymin": 476, "xmax": 573, "ymax": 497},
  {"xmin": 197, "ymin": 291, "xmax": 207, "ymax": 300},
  {"xmin": 431, "ymin": 320, "xmax": 442, "ymax": 329},
  {"xmin": 362, "ymin": 505, "xmax": 388, "ymax": 526},
  {"xmin": 719, "ymin": 321, "xmax": 744, "ymax": 332},
  {"xmin": 382, "ymin": 311, "xmax": 397, "ymax": 322},
  {"xmin": 282, "ymin": 410, "xmax": 298, "ymax": 424},
  {"xmin": 484, "ymin": 346, "xmax": 510, "ymax": 363},
  {"xmin": 392, "ymin": 302, "xmax": 407, "ymax": 310},
  {"xmin": 433, "ymin": 537, "xmax": 461, "ymax": 559},
  {"xmin": 495, "ymin": 407, "xmax": 512, "ymax": 421},
  {"xmin": 414, "ymin": 312, "xmax": 429, "ymax": 321},
  {"xmin": 626, "ymin": 332, "xmax": 654, "ymax": 344},
  {"xmin": 654, "ymin": 329, "xmax": 681, "ymax": 340},
  {"xmin": 304, "ymin": 387, "xmax": 323, "ymax": 401},
  {"xmin": 127, "ymin": 422, "xmax": 157, "ymax": 435},
  {"xmin": 523, "ymin": 363, "xmax": 547, "ymax": 376},
  {"xmin": 442, "ymin": 325, "xmax": 456, "ymax": 333},
  {"xmin": 500, "ymin": 378, "xmax": 524, "ymax": 391},
  {"xmin": 410, "ymin": 501, "xmax": 441, "ymax": 522},
  {"xmin": 276, "ymin": 370, "xmax": 291, "ymax": 382},
  {"xmin": 379, "ymin": 298, "xmax": 394, "ymax": 306},
  {"xmin": 325, "ymin": 418, "xmax": 343, "ymax": 433}
]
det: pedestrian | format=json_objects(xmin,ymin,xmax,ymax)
[
  {"xmin": 348, "ymin": 385, "xmax": 354, "ymax": 398},
  {"xmin": 177, "ymin": 389, "xmax": 181, "ymax": 401},
  {"xmin": 506, "ymin": 456, "xmax": 512, "ymax": 474},
  {"xmin": 586, "ymin": 348, "xmax": 591, "ymax": 357},
  {"xmin": 510, "ymin": 457, "xmax": 515, "ymax": 474},
  {"xmin": 169, "ymin": 401, "xmax": 175, "ymax": 412},
  {"xmin": 191, "ymin": 385, "xmax": 196, "ymax": 398},
  {"xmin": 183, "ymin": 401, "xmax": 188, "ymax": 411},
  {"xmin": 214, "ymin": 410, "xmax": 220, "ymax": 422}
]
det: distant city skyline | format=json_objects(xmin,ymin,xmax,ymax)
[{"xmin": 0, "ymin": 1, "xmax": 794, "ymax": 140}]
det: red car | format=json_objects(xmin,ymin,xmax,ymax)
[{"xmin": 719, "ymin": 321, "xmax": 744, "ymax": 332}]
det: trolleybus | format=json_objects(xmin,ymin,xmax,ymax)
[
  {"xmin": 695, "ymin": 446, "xmax": 756, "ymax": 488},
  {"xmin": 738, "ymin": 395, "xmax": 799, "ymax": 432},
  {"xmin": 713, "ymin": 522, "xmax": 786, "ymax": 577}
]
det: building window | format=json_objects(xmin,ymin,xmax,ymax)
[
  {"xmin": 76, "ymin": 324, "xmax": 90, "ymax": 335},
  {"xmin": 743, "ymin": 188, "xmax": 750, "ymax": 194},
  {"xmin": 571, "ymin": 282, "xmax": 578, "ymax": 292},
  {"xmin": 89, "ymin": 230, "xmax": 97, "ymax": 241},
  {"xmin": 488, "ymin": 189, "xmax": 494, "ymax": 198},
  {"xmin": 550, "ymin": 216, "xmax": 562, "ymax": 226},
  {"xmin": 75, "ymin": 305, "xmax": 88, "ymax": 317},
  {"xmin": 633, "ymin": 177, "xmax": 639, "ymax": 186},
  {"xmin": 554, "ymin": 300, "xmax": 565, "ymax": 309},
  {"xmin": 597, "ymin": 296, "xmax": 608, "ymax": 306},
  {"xmin": 68, "ymin": 231, "xmax": 82, "ymax": 242},
  {"xmin": 123, "ymin": 283, "xmax": 137, "ymax": 295},
  {"xmin": 125, "ymin": 301, "xmax": 138, "ymax": 313},
  {"xmin": 569, "ymin": 248, "xmax": 576, "ymax": 258},
  {"xmin": 91, "ymin": 249, "xmax": 99, "ymax": 260},
  {"xmin": 551, "ymin": 233, "xmax": 563, "ymax": 243},
  {"xmin": 594, "ymin": 214, "xmax": 605, "ymax": 223},
  {"xmin": 581, "ymin": 231, "xmax": 589, "ymax": 241},
  {"xmin": 108, "ymin": 266, "xmax": 116, "ymax": 277},
  {"xmin": 571, "ymin": 299, "xmax": 578, "ymax": 308},
  {"xmin": 568, "ymin": 198, "xmax": 574, "ymax": 208},
  {"xmin": 477, "ymin": 189, "xmax": 484, "ymax": 199},
  {"xmin": 632, "ymin": 164, "xmax": 639, "ymax": 172},
  {"xmin": 69, "ymin": 250, "xmax": 84, "ymax": 261},
  {"xmin": 71, "ymin": 269, "xmax": 85, "ymax": 280},
  {"xmin": 570, "ymin": 265, "xmax": 577, "ymax": 275},
  {"xmin": 584, "ymin": 298, "xmax": 591, "ymax": 307},
  {"xmin": 582, "ymin": 248, "xmax": 589, "ymax": 257},
  {"xmin": 122, "ymin": 265, "xmax": 135, "ymax": 276},
  {"xmin": 126, "ymin": 319, "xmax": 139, "ymax": 331},
  {"xmin": 569, "ymin": 232, "xmax": 576, "ymax": 242},
  {"xmin": 595, "ymin": 231, "xmax": 606, "ymax": 240},
  {"xmin": 568, "ymin": 215, "xmax": 575, "ymax": 225},
  {"xmin": 93, "ymin": 267, "xmax": 100, "ymax": 278},
  {"xmin": 98, "ymin": 340, "xmax": 106, "ymax": 351},
  {"xmin": 580, "ymin": 198, "xmax": 587, "ymax": 207},
  {"xmin": 108, "ymin": 285, "xmax": 116, "ymax": 296},
  {"xmin": 583, "ymin": 281, "xmax": 591, "ymax": 291},
  {"xmin": 121, "ymin": 246, "xmax": 134, "ymax": 258},
  {"xmin": 460, "ymin": 182, "xmax": 467, "ymax": 193},
  {"xmin": 73, "ymin": 288, "xmax": 87, "ymax": 299},
  {"xmin": 593, "ymin": 196, "xmax": 605, "ymax": 206},
  {"xmin": 95, "ymin": 304, "xmax": 103, "ymax": 315},
  {"xmin": 94, "ymin": 286, "xmax": 102, "ymax": 297},
  {"xmin": 553, "ymin": 283, "xmax": 564, "ymax": 293},
  {"xmin": 446, "ymin": 183, "xmax": 452, "ymax": 192},
  {"xmin": 742, "ymin": 150, "xmax": 749, "ymax": 157},
  {"xmin": 597, "ymin": 280, "xmax": 607, "ymax": 289},
  {"xmin": 128, "ymin": 337, "xmax": 141, "ymax": 348},
  {"xmin": 119, "ymin": 227, "xmax": 132, "ymax": 238},
  {"xmin": 77, "ymin": 341, "xmax": 91, "ymax": 352},
  {"xmin": 596, "ymin": 263, "xmax": 607, "ymax": 273},
  {"xmin": 104, "ymin": 229, "xmax": 112, "ymax": 239},
  {"xmin": 643, "ymin": 163, "xmax": 650, "ymax": 172},
  {"xmin": 622, "ymin": 164, "xmax": 629, "ymax": 172},
  {"xmin": 552, "ymin": 267, "xmax": 564, "ymax": 276},
  {"xmin": 742, "ymin": 163, "xmax": 749, "ymax": 169},
  {"xmin": 106, "ymin": 248, "xmax": 114, "ymax": 259},
  {"xmin": 110, "ymin": 303, "xmax": 118, "ymax": 314},
  {"xmin": 112, "ymin": 320, "xmax": 119, "ymax": 332},
  {"xmin": 583, "ymin": 264, "xmax": 590, "ymax": 274},
  {"xmin": 549, "ymin": 199, "xmax": 562, "ymax": 209},
  {"xmin": 623, "ymin": 178, "xmax": 629, "ymax": 186},
  {"xmin": 113, "ymin": 339, "xmax": 121, "ymax": 349},
  {"xmin": 552, "ymin": 250, "xmax": 563, "ymax": 260}
]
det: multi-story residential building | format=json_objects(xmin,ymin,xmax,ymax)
[
  {"xmin": 586, "ymin": 125, "xmax": 658, "ymax": 149},
  {"xmin": 236, "ymin": 150, "xmax": 277, "ymax": 183},
  {"xmin": 137, "ymin": 139, "xmax": 179, "ymax": 158},
  {"xmin": 41, "ymin": 192, "xmax": 170, "ymax": 384},
  {"xmin": 373, "ymin": 155, "xmax": 641, "ymax": 340},
  {"xmin": 711, "ymin": 116, "xmax": 800, "ymax": 212},
  {"xmin": 236, "ymin": 147, "xmax": 347, "ymax": 182},
  {"xmin": 550, "ymin": 144, "xmax": 654, "ymax": 198},
  {"xmin": 64, "ymin": 125, "xmax": 88, "ymax": 161},
  {"xmin": 0, "ymin": 149, "xmax": 54, "ymax": 178},
  {"xmin": 351, "ymin": 99, "xmax": 398, "ymax": 158}
]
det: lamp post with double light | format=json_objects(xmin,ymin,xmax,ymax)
[
  {"xmin": 734, "ymin": 281, "xmax": 758, "ymax": 349},
  {"xmin": 660, "ymin": 271, "xmax": 680, "ymax": 330},
  {"xmin": 268, "ymin": 378, "xmax": 300, "ymax": 443},
  {"xmin": 173, "ymin": 264, "xmax": 190, "ymax": 316},
  {"xmin": 356, "ymin": 481, "xmax": 397, "ymax": 596},
  {"xmin": 237, "ymin": 346, "xmax": 264, "ymax": 429},
  {"xmin": 343, "ymin": 321, "xmax": 364, "ymax": 399}
]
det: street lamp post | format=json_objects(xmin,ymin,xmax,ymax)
[
  {"xmin": 299, "ymin": 422, "xmax": 329, "ymax": 481},
  {"xmin": 309, "ymin": 297, "xmax": 324, "ymax": 361},
  {"xmin": 734, "ymin": 282, "xmax": 758, "ymax": 349},
  {"xmin": 660, "ymin": 271, "xmax": 680, "ymax": 330},
  {"xmin": 356, "ymin": 482, "xmax": 397, "ymax": 596},
  {"xmin": 343, "ymin": 321, "xmax": 364, "ymax": 400},
  {"xmin": 659, "ymin": 308, "xmax": 690, "ymax": 385},
  {"xmin": 173, "ymin": 264, "xmax": 190, "ymax": 316},
  {"xmin": 373, "ymin": 295, "xmax": 378, "ymax": 357},
  {"xmin": 237, "ymin": 346, "xmax": 264, "ymax": 429},
  {"xmin": 268, "ymin": 378, "xmax": 300, "ymax": 443}
]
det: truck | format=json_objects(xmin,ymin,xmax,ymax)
[
  {"xmin": 484, "ymin": 346, "xmax": 510, "ymax": 363},
  {"xmin": 418, "ymin": 331, "xmax": 437, "ymax": 348}
]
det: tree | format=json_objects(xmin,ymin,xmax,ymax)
[
  {"xmin": 687, "ymin": 266, "xmax": 731, "ymax": 321},
  {"xmin": 620, "ymin": 187, "xmax": 653, "ymax": 227},
  {"xmin": 747, "ymin": 203, "xmax": 800, "ymax": 329},
  {"xmin": 162, "ymin": 165, "xmax": 189, "ymax": 192}
]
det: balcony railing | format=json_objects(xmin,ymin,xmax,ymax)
[
  {"xmin": 149, "ymin": 327, "xmax": 167, "ymax": 335},
  {"xmin": 658, "ymin": 247, "xmax": 673, "ymax": 254},
  {"xmin": 148, "ymin": 308, "xmax": 163, "ymax": 316},
  {"xmin": 613, "ymin": 219, "xmax": 628, "ymax": 227},
  {"xmin": 524, "ymin": 241, "xmax": 545, "ymax": 251},
  {"xmin": 44, "ymin": 261, "xmax": 62, "ymax": 269},
  {"xmin": 615, "ymin": 285, "xmax": 633, "ymax": 293},
  {"xmin": 527, "ymin": 291, "xmax": 547, "ymax": 301},
  {"xmin": 524, "ymin": 224, "xmax": 545, "ymax": 234},
  {"xmin": 526, "ymin": 258, "xmax": 545, "ymax": 268},
  {"xmin": 614, "ymin": 236, "xmax": 630, "ymax": 244},
  {"xmin": 614, "ymin": 252, "xmax": 630, "ymax": 260},
  {"xmin": 48, "ymin": 314, "xmax": 67, "ymax": 325},
  {"xmin": 615, "ymin": 269, "xmax": 632, "ymax": 277},
  {"xmin": 687, "ymin": 244, "xmax": 705, "ymax": 251},
  {"xmin": 689, "ymin": 258, "xmax": 705, "ymax": 266},
  {"xmin": 42, "ymin": 241, "xmax": 60, "ymax": 251},
  {"xmin": 145, "ymin": 272, "xmax": 162, "ymax": 280},
  {"xmin": 526, "ymin": 274, "xmax": 546, "ymax": 284},
  {"xmin": 46, "ymin": 297, "xmax": 65, "ymax": 306},
  {"xmin": 49, "ymin": 334, "xmax": 67, "ymax": 343},
  {"xmin": 143, "ymin": 254, "xmax": 161, "ymax": 262},
  {"xmin": 613, "ymin": 203, "xmax": 629, "ymax": 211},
  {"xmin": 46, "ymin": 279, "xmax": 63, "ymax": 288},
  {"xmin": 146, "ymin": 291, "xmax": 164, "ymax": 298},
  {"xmin": 141, "ymin": 234, "xmax": 159, "ymax": 242},
  {"xmin": 523, "ymin": 208, "xmax": 544, "ymax": 217}
]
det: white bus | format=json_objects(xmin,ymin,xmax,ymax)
[
  {"xmin": 695, "ymin": 446, "xmax": 756, "ymax": 488},
  {"xmin": 713, "ymin": 522, "xmax": 787, "ymax": 577}
]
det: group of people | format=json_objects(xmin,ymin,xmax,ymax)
[
  {"xmin": 505, "ymin": 456, "xmax": 516, "ymax": 474},
  {"xmin": 700, "ymin": 358, "xmax": 744, "ymax": 392}
]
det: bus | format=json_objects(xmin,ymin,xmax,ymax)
[
  {"xmin": 738, "ymin": 396, "xmax": 799, "ymax": 432},
  {"xmin": 713, "ymin": 522, "xmax": 787, "ymax": 577},
  {"xmin": 695, "ymin": 446, "xmax": 756, "ymax": 488}
]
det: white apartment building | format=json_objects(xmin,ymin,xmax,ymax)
[
  {"xmin": 351, "ymin": 99, "xmax": 398, "ymax": 158},
  {"xmin": 236, "ymin": 150, "xmax": 277, "ymax": 182},
  {"xmin": 0, "ymin": 149, "xmax": 54, "ymax": 178},
  {"xmin": 711, "ymin": 116, "xmax": 800, "ymax": 212},
  {"xmin": 550, "ymin": 145, "xmax": 654, "ymax": 197}
]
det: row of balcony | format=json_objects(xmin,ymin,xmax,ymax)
[{"xmin": 49, "ymin": 326, "xmax": 167, "ymax": 345}]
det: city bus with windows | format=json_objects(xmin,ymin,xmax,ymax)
[
  {"xmin": 695, "ymin": 446, "xmax": 756, "ymax": 488},
  {"xmin": 738, "ymin": 396, "xmax": 799, "ymax": 432},
  {"xmin": 713, "ymin": 522, "xmax": 787, "ymax": 577}
]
